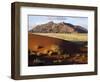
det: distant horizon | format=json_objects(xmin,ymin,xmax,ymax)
[{"xmin": 28, "ymin": 15, "xmax": 88, "ymax": 31}]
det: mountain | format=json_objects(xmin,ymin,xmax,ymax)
[{"xmin": 30, "ymin": 21, "xmax": 88, "ymax": 33}]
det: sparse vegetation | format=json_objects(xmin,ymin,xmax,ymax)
[
  {"xmin": 28, "ymin": 33, "xmax": 88, "ymax": 66},
  {"xmin": 32, "ymin": 33, "xmax": 87, "ymax": 41}
]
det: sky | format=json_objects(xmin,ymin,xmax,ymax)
[{"xmin": 28, "ymin": 15, "xmax": 88, "ymax": 30}]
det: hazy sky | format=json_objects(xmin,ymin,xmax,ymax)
[{"xmin": 28, "ymin": 15, "xmax": 88, "ymax": 30}]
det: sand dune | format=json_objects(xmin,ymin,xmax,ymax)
[
  {"xmin": 28, "ymin": 33, "xmax": 87, "ymax": 66},
  {"xmin": 32, "ymin": 33, "xmax": 87, "ymax": 41}
]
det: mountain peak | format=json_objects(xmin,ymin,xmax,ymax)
[
  {"xmin": 30, "ymin": 21, "xmax": 87, "ymax": 33},
  {"xmin": 46, "ymin": 21, "xmax": 54, "ymax": 25}
]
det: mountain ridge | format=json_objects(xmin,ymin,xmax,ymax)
[{"xmin": 30, "ymin": 21, "xmax": 88, "ymax": 33}]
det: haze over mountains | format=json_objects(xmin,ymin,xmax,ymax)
[{"xmin": 29, "ymin": 21, "xmax": 88, "ymax": 33}]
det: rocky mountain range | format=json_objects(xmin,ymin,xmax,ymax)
[{"xmin": 29, "ymin": 21, "xmax": 88, "ymax": 33}]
